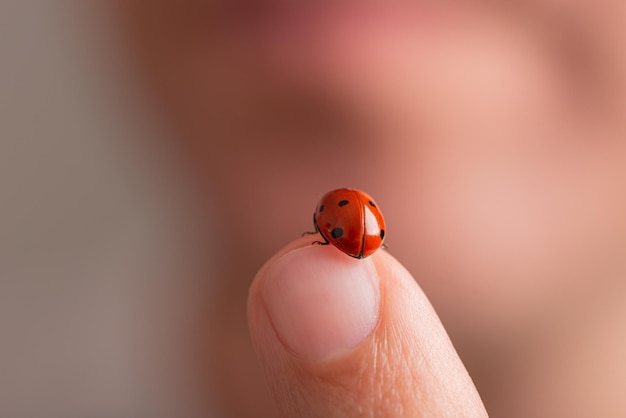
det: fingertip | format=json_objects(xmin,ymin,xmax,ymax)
[
  {"xmin": 250, "ymin": 241, "xmax": 381, "ymax": 361},
  {"xmin": 248, "ymin": 240, "xmax": 488, "ymax": 417}
]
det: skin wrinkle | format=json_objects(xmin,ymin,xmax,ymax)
[
  {"xmin": 378, "ymin": 253, "xmax": 481, "ymax": 417},
  {"xmin": 370, "ymin": 266, "xmax": 429, "ymax": 416},
  {"xmin": 337, "ymin": 266, "xmax": 445, "ymax": 416},
  {"xmin": 267, "ymin": 250, "xmax": 451, "ymax": 417},
  {"xmin": 392, "ymin": 327, "xmax": 430, "ymax": 414},
  {"xmin": 367, "ymin": 330, "xmax": 405, "ymax": 417},
  {"xmin": 381, "ymin": 333, "xmax": 413, "ymax": 416},
  {"xmin": 333, "ymin": 340, "xmax": 409, "ymax": 417}
]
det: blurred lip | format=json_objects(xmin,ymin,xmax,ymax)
[
  {"xmin": 215, "ymin": 1, "xmax": 475, "ymax": 96},
  {"xmin": 221, "ymin": 1, "xmax": 450, "ymax": 42}
]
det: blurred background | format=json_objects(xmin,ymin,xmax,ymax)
[
  {"xmin": 2, "ymin": 1, "xmax": 626, "ymax": 418},
  {"xmin": 1, "ymin": 3, "xmax": 217, "ymax": 417}
]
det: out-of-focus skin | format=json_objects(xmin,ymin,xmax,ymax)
[{"xmin": 118, "ymin": 1, "xmax": 626, "ymax": 417}]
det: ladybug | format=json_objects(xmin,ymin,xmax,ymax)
[{"xmin": 305, "ymin": 188, "xmax": 386, "ymax": 259}]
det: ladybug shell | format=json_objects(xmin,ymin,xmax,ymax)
[{"xmin": 314, "ymin": 188, "xmax": 385, "ymax": 259}]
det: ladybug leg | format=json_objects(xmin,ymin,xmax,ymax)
[
  {"xmin": 312, "ymin": 234, "xmax": 329, "ymax": 246},
  {"xmin": 304, "ymin": 213, "xmax": 329, "ymax": 246},
  {"xmin": 381, "ymin": 243, "xmax": 389, "ymax": 250}
]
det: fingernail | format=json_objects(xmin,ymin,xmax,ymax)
[{"xmin": 261, "ymin": 246, "xmax": 380, "ymax": 360}]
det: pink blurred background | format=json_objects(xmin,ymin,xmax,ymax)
[{"xmin": 2, "ymin": 2, "xmax": 626, "ymax": 417}]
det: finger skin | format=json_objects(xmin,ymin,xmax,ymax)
[{"xmin": 248, "ymin": 238, "xmax": 488, "ymax": 417}]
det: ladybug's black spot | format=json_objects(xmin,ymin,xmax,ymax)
[
  {"xmin": 368, "ymin": 200, "xmax": 376, "ymax": 207},
  {"xmin": 331, "ymin": 227, "xmax": 344, "ymax": 239},
  {"xmin": 338, "ymin": 200, "xmax": 349, "ymax": 207},
  {"xmin": 380, "ymin": 229, "xmax": 385, "ymax": 239},
  {"xmin": 319, "ymin": 205, "xmax": 325, "ymax": 213}
]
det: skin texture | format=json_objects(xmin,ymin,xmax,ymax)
[
  {"xmin": 249, "ymin": 237, "xmax": 487, "ymax": 417},
  {"xmin": 118, "ymin": 1, "xmax": 626, "ymax": 416}
]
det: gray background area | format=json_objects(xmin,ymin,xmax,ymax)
[{"xmin": 1, "ymin": 3, "xmax": 217, "ymax": 417}]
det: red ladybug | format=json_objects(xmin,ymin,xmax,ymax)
[{"xmin": 306, "ymin": 188, "xmax": 386, "ymax": 259}]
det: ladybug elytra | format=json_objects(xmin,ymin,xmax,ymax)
[{"xmin": 305, "ymin": 188, "xmax": 386, "ymax": 259}]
